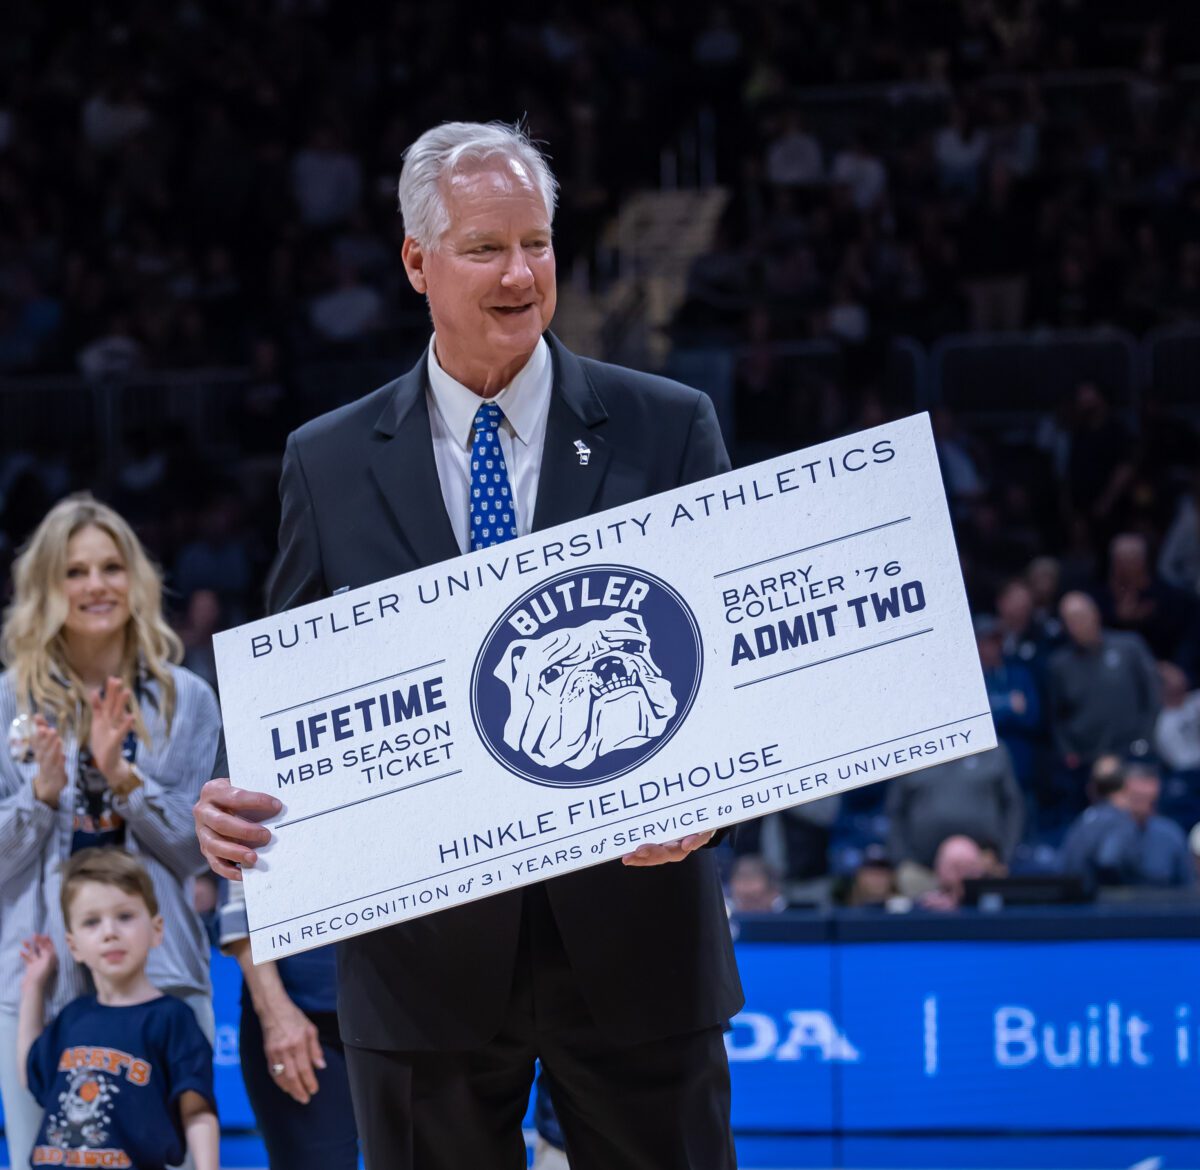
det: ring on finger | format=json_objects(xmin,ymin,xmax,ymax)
[{"xmin": 271, "ymin": 1063, "xmax": 286, "ymax": 1076}]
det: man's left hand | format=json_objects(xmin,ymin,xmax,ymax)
[{"xmin": 621, "ymin": 831, "xmax": 714, "ymax": 866}]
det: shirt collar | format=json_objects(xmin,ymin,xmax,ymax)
[{"xmin": 426, "ymin": 335, "xmax": 551, "ymax": 449}]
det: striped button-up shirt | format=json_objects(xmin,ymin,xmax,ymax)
[{"xmin": 0, "ymin": 664, "xmax": 221, "ymax": 1020}]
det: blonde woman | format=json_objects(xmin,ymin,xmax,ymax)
[{"xmin": 0, "ymin": 494, "xmax": 221, "ymax": 1167}]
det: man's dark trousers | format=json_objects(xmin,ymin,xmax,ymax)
[{"xmin": 266, "ymin": 334, "xmax": 744, "ymax": 1168}]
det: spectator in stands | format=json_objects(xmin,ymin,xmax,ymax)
[
  {"xmin": 932, "ymin": 407, "xmax": 988, "ymax": 519},
  {"xmin": 1096, "ymin": 532, "xmax": 1197, "ymax": 663},
  {"xmin": 0, "ymin": 268, "xmax": 62, "ymax": 373},
  {"xmin": 727, "ymin": 855, "xmax": 787, "ymax": 915},
  {"xmin": 0, "ymin": 495, "xmax": 221, "ymax": 1166},
  {"xmin": 1060, "ymin": 761, "xmax": 1193, "ymax": 889},
  {"xmin": 919, "ymin": 835, "xmax": 1000, "ymax": 912},
  {"xmin": 172, "ymin": 489, "xmax": 256, "ymax": 627},
  {"xmin": 1157, "ymin": 661, "xmax": 1200, "ymax": 774},
  {"xmin": 76, "ymin": 309, "xmax": 144, "ymax": 381},
  {"xmin": 1048, "ymin": 592, "xmax": 1160, "ymax": 779},
  {"xmin": 1189, "ymin": 822, "xmax": 1200, "ymax": 885},
  {"xmin": 933, "ymin": 101, "xmax": 990, "ymax": 198},
  {"xmin": 886, "ymin": 745, "xmax": 1023, "ymax": 895},
  {"xmin": 765, "ymin": 110, "xmax": 824, "ymax": 188},
  {"xmin": 1155, "ymin": 661, "xmax": 1200, "ymax": 827},
  {"xmin": 1159, "ymin": 469, "xmax": 1200, "ymax": 595},
  {"xmin": 309, "ymin": 261, "xmax": 384, "ymax": 344},
  {"xmin": 1061, "ymin": 381, "xmax": 1135, "ymax": 547},
  {"xmin": 830, "ymin": 130, "xmax": 887, "ymax": 212},
  {"xmin": 1025, "ymin": 556, "xmax": 1063, "ymax": 631},
  {"xmin": 732, "ymin": 796, "xmax": 840, "ymax": 907},
  {"xmin": 958, "ymin": 159, "xmax": 1033, "ymax": 331},
  {"xmin": 976, "ymin": 613, "xmax": 1041, "ymax": 787},
  {"xmin": 178, "ymin": 589, "xmax": 222, "ymax": 693},
  {"xmin": 996, "ymin": 575, "xmax": 1059, "ymax": 676},
  {"xmin": 838, "ymin": 845, "xmax": 897, "ymax": 908},
  {"xmin": 1089, "ymin": 752, "xmax": 1124, "ymax": 797},
  {"xmin": 80, "ymin": 75, "xmax": 152, "ymax": 153},
  {"xmin": 290, "ymin": 125, "xmax": 363, "ymax": 229}
]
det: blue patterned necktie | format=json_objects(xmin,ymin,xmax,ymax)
[{"xmin": 469, "ymin": 402, "xmax": 519, "ymax": 551}]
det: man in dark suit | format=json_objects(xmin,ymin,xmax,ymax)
[{"xmin": 194, "ymin": 121, "xmax": 742, "ymax": 1170}]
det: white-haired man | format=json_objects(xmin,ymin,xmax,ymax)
[{"xmin": 195, "ymin": 122, "xmax": 741, "ymax": 1169}]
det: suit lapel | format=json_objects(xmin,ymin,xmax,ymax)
[
  {"xmin": 369, "ymin": 352, "xmax": 461, "ymax": 567},
  {"xmin": 532, "ymin": 334, "xmax": 612, "ymax": 532}
]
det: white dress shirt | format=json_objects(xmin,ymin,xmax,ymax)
[{"xmin": 426, "ymin": 335, "xmax": 553, "ymax": 554}]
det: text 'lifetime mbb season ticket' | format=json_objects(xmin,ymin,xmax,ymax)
[{"xmin": 214, "ymin": 412, "xmax": 995, "ymax": 961}]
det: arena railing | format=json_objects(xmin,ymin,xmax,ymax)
[{"xmin": 0, "ymin": 326, "xmax": 1192, "ymax": 469}]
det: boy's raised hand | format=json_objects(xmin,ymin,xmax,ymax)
[{"xmin": 20, "ymin": 934, "xmax": 57, "ymax": 988}]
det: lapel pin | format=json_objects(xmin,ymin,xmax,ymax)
[{"xmin": 573, "ymin": 439, "xmax": 591, "ymax": 466}]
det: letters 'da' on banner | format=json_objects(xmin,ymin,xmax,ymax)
[{"xmin": 214, "ymin": 413, "xmax": 996, "ymax": 960}]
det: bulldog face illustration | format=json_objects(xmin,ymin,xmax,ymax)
[{"xmin": 493, "ymin": 611, "xmax": 678, "ymax": 769}]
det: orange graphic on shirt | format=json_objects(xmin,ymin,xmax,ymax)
[
  {"xmin": 33, "ymin": 1148, "xmax": 133, "ymax": 1166},
  {"xmin": 57, "ymin": 1047, "xmax": 151, "ymax": 1085}
]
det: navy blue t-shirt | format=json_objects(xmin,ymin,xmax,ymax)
[{"xmin": 26, "ymin": 994, "xmax": 215, "ymax": 1170}]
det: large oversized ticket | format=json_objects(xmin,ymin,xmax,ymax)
[{"xmin": 214, "ymin": 412, "xmax": 995, "ymax": 960}]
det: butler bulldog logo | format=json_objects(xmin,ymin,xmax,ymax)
[{"xmin": 472, "ymin": 566, "xmax": 703, "ymax": 788}]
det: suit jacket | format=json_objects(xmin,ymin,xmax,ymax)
[{"xmin": 267, "ymin": 333, "xmax": 744, "ymax": 1050}]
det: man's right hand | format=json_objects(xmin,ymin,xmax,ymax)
[{"xmin": 193, "ymin": 778, "xmax": 282, "ymax": 881}]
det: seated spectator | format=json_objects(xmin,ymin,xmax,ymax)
[
  {"xmin": 290, "ymin": 125, "xmax": 362, "ymax": 228},
  {"xmin": 1062, "ymin": 382, "xmax": 1135, "ymax": 546},
  {"xmin": 172, "ymin": 491, "xmax": 256, "ymax": 627},
  {"xmin": 932, "ymin": 407, "xmax": 988, "ymax": 520},
  {"xmin": 1155, "ymin": 661, "xmax": 1200, "ymax": 827},
  {"xmin": 933, "ymin": 102, "xmax": 990, "ymax": 197},
  {"xmin": 976, "ymin": 613, "xmax": 1041, "ymax": 787},
  {"xmin": 765, "ymin": 111, "xmax": 824, "ymax": 188},
  {"xmin": 958, "ymin": 160, "xmax": 1032, "ymax": 332},
  {"xmin": 727, "ymin": 855, "xmax": 786, "ymax": 915},
  {"xmin": 1189, "ymin": 822, "xmax": 1200, "ymax": 885},
  {"xmin": 1157, "ymin": 661, "xmax": 1200, "ymax": 774},
  {"xmin": 838, "ymin": 845, "xmax": 897, "ymax": 908},
  {"xmin": 1046, "ymin": 592, "xmax": 1160, "ymax": 824},
  {"xmin": 1159, "ymin": 470, "xmax": 1200, "ymax": 595},
  {"xmin": 996, "ymin": 576, "xmax": 1059, "ymax": 674},
  {"xmin": 887, "ymin": 752, "xmax": 1023, "ymax": 876},
  {"xmin": 1025, "ymin": 556, "xmax": 1064, "ymax": 630},
  {"xmin": 0, "ymin": 268, "xmax": 62, "ymax": 373},
  {"xmin": 830, "ymin": 131, "xmax": 887, "ymax": 212},
  {"xmin": 887, "ymin": 745, "xmax": 1023, "ymax": 894},
  {"xmin": 919, "ymin": 835, "xmax": 1003, "ymax": 912},
  {"xmin": 1089, "ymin": 752, "xmax": 1124, "ymax": 796},
  {"xmin": 732, "ymin": 796, "xmax": 840, "ymax": 907},
  {"xmin": 309, "ymin": 262, "xmax": 383, "ymax": 343},
  {"xmin": 178, "ymin": 589, "xmax": 222, "ymax": 693},
  {"xmin": 76, "ymin": 310, "xmax": 144, "ymax": 381},
  {"xmin": 1060, "ymin": 761, "xmax": 1193, "ymax": 889},
  {"xmin": 1096, "ymin": 532, "xmax": 1197, "ymax": 663}
]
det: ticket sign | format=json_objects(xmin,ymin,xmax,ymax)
[{"xmin": 214, "ymin": 413, "xmax": 995, "ymax": 960}]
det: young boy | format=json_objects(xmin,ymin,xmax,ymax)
[{"xmin": 18, "ymin": 848, "xmax": 219, "ymax": 1170}]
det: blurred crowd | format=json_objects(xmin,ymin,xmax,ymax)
[
  {"xmin": 3, "ymin": 2, "xmax": 1200, "ymax": 380},
  {"xmin": 1, "ymin": 1, "xmax": 1200, "ymax": 925}
]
